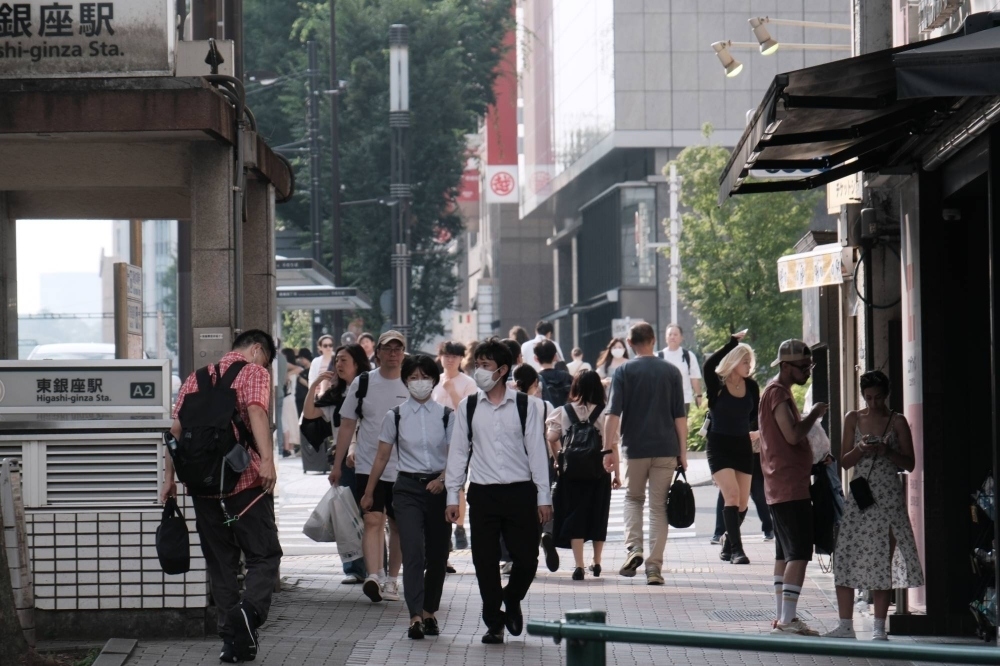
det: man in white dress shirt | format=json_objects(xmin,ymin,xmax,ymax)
[
  {"xmin": 520, "ymin": 320, "xmax": 565, "ymax": 371},
  {"xmin": 445, "ymin": 338, "xmax": 553, "ymax": 644}
]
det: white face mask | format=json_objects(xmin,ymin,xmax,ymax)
[
  {"xmin": 473, "ymin": 367, "xmax": 501, "ymax": 392},
  {"xmin": 611, "ymin": 347, "xmax": 626, "ymax": 359},
  {"xmin": 408, "ymin": 379, "xmax": 434, "ymax": 401}
]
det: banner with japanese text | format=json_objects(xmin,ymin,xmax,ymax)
[{"xmin": 0, "ymin": 0, "xmax": 172, "ymax": 78}]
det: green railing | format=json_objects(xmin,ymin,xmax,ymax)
[{"xmin": 528, "ymin": 610, "xmax": 1000, "ymax": 666}]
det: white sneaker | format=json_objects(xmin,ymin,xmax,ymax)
[
  {"xmin": 382, "ymin": 579, "xmax": 400, "ymax": 601},
  {"xmin": 822, "ymin": 624, "xmax": 856, "ymax": 639},
  {"xmin": 362, "ymin": 575, "xmax": 382, "ymax": 603},
  {"xmin": 771, "ymin": 617, "xmax": 820, "ymax": 636},
  {"xmin": 871, "ymin": 629, "xmax": 888, "ymax": 641}
]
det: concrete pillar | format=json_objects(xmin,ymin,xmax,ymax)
[
  {"xmin": 242, "ymin": 178, "xmax": 276, "ymax": 337},
  {"xmin": 853, "ymin": 0, "xmax": 893, "ymax": 56},
  {"xmin": 0, "ymin": 194, "xmax": 16, "ymax": 360},
  {"xmin": 189, "ymin": 143, "xmax": 235, "ymax": 333}
]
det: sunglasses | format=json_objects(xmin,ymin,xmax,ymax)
[
  {"xmin": 785, "ymin": 361, "xmax": 815, "ymax": 371},
  {"xmin": 319, "ymin": 343, "xmax": 334, "ymax": 348}
]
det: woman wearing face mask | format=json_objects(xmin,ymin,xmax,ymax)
[
  {"xmin": 362, "ymin": 354, "xmax": 454, "ymax": 640},
  {"xmin": 596, "ymin": 337, "xmax": 630, "ymax": 390}
]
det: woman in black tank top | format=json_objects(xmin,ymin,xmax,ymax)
[{"xmin": 703, "ymin": 330, "xmax": 760, "ymax": 565}]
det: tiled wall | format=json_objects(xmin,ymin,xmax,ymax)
[{"xmin": 26, "ymin": 500, "xmax": 207, "ymax": 612}]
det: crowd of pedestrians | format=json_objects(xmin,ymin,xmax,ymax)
[{"xmin": 158, "ymin": 318, "xmax": 925, "ymax": 659}]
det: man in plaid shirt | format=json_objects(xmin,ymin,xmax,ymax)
[{"xmin": 161, "ymin": 329, "xmax": 281, "ymax": 663}]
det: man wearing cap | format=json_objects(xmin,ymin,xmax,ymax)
[
  {"xmin": 758, "ymin": 340, "xmax": 828, "ymax": 636},
  {"xmin": 331, "ymin": 330, "xmax": 411, "ymax": 603}
]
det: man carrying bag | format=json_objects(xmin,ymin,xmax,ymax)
[{"xmin": 161, "ymin": 330, "xmax": 282, "ymax": 664}]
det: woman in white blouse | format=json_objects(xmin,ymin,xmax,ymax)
[
  {"xmin": 545, "ymin": 370, "xmax": 618, "ymax": 580},
  {"xmin": 362, "ymin": 354, "xmax": 453, "ymax": 640}
]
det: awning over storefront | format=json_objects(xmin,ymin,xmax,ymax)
[
  {"xmin": 540, "ymin": 289, "xmax": 619, "ymax": 322},
  {"xmin": 716, "ymin": 15, "xmax": 1000, "ymax": 204},
  {"xmin": 777, "ymin": 243, "xmax": 848, "ymax": 292},
  {"xmin": 896, "ymin": 22, "xmax": 1000, "ymax": 99}
]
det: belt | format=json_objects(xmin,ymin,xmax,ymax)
[{"xmin": 398, "ymin": 471, "xmax": 443, "ymax": 484}]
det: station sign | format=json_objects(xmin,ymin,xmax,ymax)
[
  {"xmin": 0, "ymin": 360, "xmax": 170, "ymax": 415},
  {"xmin": 0, "ymin": 0, "xmax": 173, "ymax": 79}
]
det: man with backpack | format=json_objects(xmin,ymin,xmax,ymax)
[
  {"xmin": 445, "ymin": 338, "xmax": 552, "ymax": 644},
  {"xmin": 535, "ymin": 340, "xmax": 572, "ymax": 409},
  {"xmin": 160, "ymin": 329, "xmax": 281, "ymax": 664},
  {"xmin": 657, "ymin": 324, "xmax": 703, "ymax": 415},
  {"xmin": 329, "ymin": 330, "xmax": 410, "ymax": 604}
]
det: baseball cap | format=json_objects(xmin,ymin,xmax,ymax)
[
  {"xmin": 770, "ymin": 339, "xmax": 812, "ymax": 368},
  {"xmin": 378, "ymin": 330, "xmax": 407, "ymax": 349}
]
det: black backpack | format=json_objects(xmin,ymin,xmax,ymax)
[
  {"xmin": 657, "ymin": 348, "xmax": 693, "ymax": 371},
  {"xmin": 155, "ymin": 497, "xmax": 190, "ymax": 575},
  {"xmin": 172, "ymin": 362, "xmax": 252, "ymax": 497},
  {"xmin": 354, "ymin": 371, "xmax": 370, "ymax": 419},
  {"xmin": 558, "ymin": 405, "xmax": 604, "ymax": 481},
  {"xmin": 539, "ymin": 368, "xmax": 572, "ymax": 408}
]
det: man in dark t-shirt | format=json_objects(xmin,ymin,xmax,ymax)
[
  {"xmin": 758, "ymin": 339, "xmax": 828, "ymax": 637},
  {"xmin": 604, "ymin": 323, "xmax": 687, "ymax": 585}
]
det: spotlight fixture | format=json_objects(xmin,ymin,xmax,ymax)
[
  {"xmin": 749, "ymin": 17, "xmax": 779, "ymax": 55},
  {"xmin": 711, "ymin": 41, "xmax": 743, "ymax": 78}
]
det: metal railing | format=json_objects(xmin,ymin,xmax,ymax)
[{"xmin": 528, "ymin": 610, "xmax": 1000, "ymax": 666}]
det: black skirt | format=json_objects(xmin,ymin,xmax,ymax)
[
  {"xmin": 552, "ymin": 473, "xmax": 612, "ymax": 547},
  {"xmin": 706, "ymin": 431, "xmax": 753, "ymax": 475}
]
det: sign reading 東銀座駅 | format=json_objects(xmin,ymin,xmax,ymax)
[
  {"xmin": 0, "ymin": 360, "xmax": 170, "ymax": 415},
  {"xmin": 0, "ymin": 0, "xmax": 172, "ymax": 79}
]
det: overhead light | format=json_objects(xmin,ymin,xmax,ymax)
[
  {"xmin": 749, "ymin": 18, "xmax": 779, "ymax": 55},
  {"xmin": 712, "ymin": 41, "xmax": 743, "ymax": 77}
]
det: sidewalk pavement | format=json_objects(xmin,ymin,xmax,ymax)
[{"xmin": 122, "ymin": 520, "xmax": 978, "ymax": 666}]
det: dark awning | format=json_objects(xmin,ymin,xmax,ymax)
[
  {"xmin": 895, "ymin": 24, "xmax": 1000, "ymax": 99},
  {"xmin": 718, "ymin": 33, "xmax": 962, "ymax": 204}
]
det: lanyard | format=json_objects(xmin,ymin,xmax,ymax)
[{"xmin": 222, "ymin": 489, "xmax": 267, "ymax": 527}]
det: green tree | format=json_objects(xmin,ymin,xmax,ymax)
[
  {"xmin": 280, "ymin": 310, "xmax": 314, "ymax": 351},
  {"xmin": 159, "ymin": 261, "xmax": 177, "ymax": 357},
  {"xmin": 670, "ymin": 128, "xmax": 820, "ymax": 374},
  {"xmin": 245, "ymin": 0, "xmax": 513, "ymax": 347}
]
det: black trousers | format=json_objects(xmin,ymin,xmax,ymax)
[
  {"xmin": 193, "ymin": 488, "xmax": 283, "ymax": 639},
  {"xmin": 392, "ymin": 475, "xmax": 451, "ymax": 618},
  {"xmin": 467, "ymin": 481, "xmax": 539, "ymax": 630}
]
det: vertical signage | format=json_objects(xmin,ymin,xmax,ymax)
[{"xmin": 113, "ymin": 262, "xmax": 143, "ymax": 359}]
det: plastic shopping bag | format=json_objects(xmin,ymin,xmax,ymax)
[
  {"xmin": 807, "ymin": 420, "xmax": 832, "ymax": 464},
  {"xmin": 302, "ymin": 486, "xmax": 338, "ymax": 542},
  {"xmin": 329, "ymin": 485, "xmax": 364, "ymax": 562}
]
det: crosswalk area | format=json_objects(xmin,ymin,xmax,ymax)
[{"xmin": 275, "ymin": 458, "xmax": 696, "ymax": 557}]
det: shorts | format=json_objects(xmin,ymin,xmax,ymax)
[
  {"xmin": 769, "ymin": 499, "xmax": 813, "ymax": 562},
  {"xmin": 354, "ymin": 473, "xmax": 395, "ymax": 520},
  {"xmin": 706, "ymin": 432, "xmax": 753, "ymax": 475}
]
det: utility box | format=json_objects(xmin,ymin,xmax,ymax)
[{"xmin": 193, "ymin": 327, "xmax": 233, "ymax": 366}]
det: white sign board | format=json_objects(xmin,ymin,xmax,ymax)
[
  {"xmin": 485, "ymin": 165, "xmax": 519, "ymax": 204},
  {"xmin": 611, "ymin": 317, "xmax": 645, "ymax": 340},
  {"xmin": 0, "ymin": 0, "xmax": 173, "ymax": 79},
  {"xmin": 826, "ymin": 174, "xmax": 862, "ymax": 214}
]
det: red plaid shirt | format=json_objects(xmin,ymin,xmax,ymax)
[{"xmin": 173, "ymin": 351, "xmax": 271, "ymax": 497}]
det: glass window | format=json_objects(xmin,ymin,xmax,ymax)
[{"xmin": 620, "ymin": 187, "xmax": 656, "ymax": 287}]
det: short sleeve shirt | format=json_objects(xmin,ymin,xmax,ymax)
[
  {"xmin": 431, "ymin": 372, "xmax": 478, "ymax": 410},
  {"xmin": 378, "ymin": 398, "xmax": 453, "ymax": 475},
  {"xmin": 606, "ymin": 356, "xmax": 685, "ymax": 459},
  {"xmin": 340, "ymin": 370, "xmax": 409, "ymax": 481},
  {"xmin": 758, "ymin": 380, "xmax": 812, "ymax": 504},
  {"xmin": 660, "ymin": 347, "xmax": 702, "ymax": 404},
  {"xmin": 172, "ymin": 351, "xmax": 271, "ymax": 496}
]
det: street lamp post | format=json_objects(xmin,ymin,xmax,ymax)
[
  {"xmin": 307, "ymin": 39, "xmax": 324, "ymax": 344},
  {"xmin": 389, "ymin": 24, "xmax": 411, "ymax": 337}
]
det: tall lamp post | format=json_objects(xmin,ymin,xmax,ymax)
[{"xmin": 389, "ymin": 25, "xmax": 411, "ymax": 337}]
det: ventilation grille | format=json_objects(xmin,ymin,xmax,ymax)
[
  {"xmin": 708, "ymin": 609, "xmax": 815, "ymax": 623},
  {"xmin": 46, "ymin": 441, "xmax": 159, "ymax": 505},
  {"xmin": 0, "ymin": 444, "xmax": 23, "ymax": 463}
]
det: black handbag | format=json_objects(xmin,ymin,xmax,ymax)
[
  {"xmin": 155, "ymin": 497, "xmax": 190, "ymax": 575},
  {"xmin": 666, "ymin": 465, "xmax": 696, "ymax": 529},
  {"xmin": 850, "ymin": 414, "xmax": 894, "ymax": 512}
]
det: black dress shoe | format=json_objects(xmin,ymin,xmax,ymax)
[
  {"xmin": 422, "ymin": 617, "xmax": 440, "ymax": 636},
  {"xmin": 219, "ymin": 640, "xmax": 238, "ymax": 663},
  {"xmin": 730, "ymin": 549, "xmax": 750, "ymax": 565},
  {"xmin": 541, "ymin": 532, "xmax": 559, "ymax": 572},
  {"xmin": 408, "ymin": 620, "xmax": 425, "ymax": 640},
  {"xmin": 588, "ymin": 563, "xmax": 602, "ymax": 577},
  {"xmin": 572, "ymin": 567, "xmax": 584, "ymax": 581},
  {"xmin": 482, "ymin": 627, "xmax": 504, "ymax": 644},
  {"xmin": 504, "ymin": 598, "xmax": 523, "ymax": 636}
]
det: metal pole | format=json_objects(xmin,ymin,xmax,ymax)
[
  {"xmin": 988, "ymin": 124, "xmax": 1000, "ymax": 645},
  {"xmin": 565, "ymin": 610, "xmax": 606, "ymax": 666},
  {"xmin": 308, "ymin": 40, "xmax": 322, "ymax": 264},
  {"xmin": 389, "ymin": 25, "xmax": 410, "ymax": 337},
  {"xmin": 329, "ymin": 0, "xmax": 343, "ymax": 341},
  {"xmin": 668, "ymin": 163, "xmax": 681, "ymax": 324}
]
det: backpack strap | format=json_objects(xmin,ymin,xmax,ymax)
[
  {"xmin": 195, "ymin": 366, "xmax": 213, "ymax": 393},
  {"xmin": 393, "ymin": 405, "xmax": 401, "ymax": 447},
  {"xmin": 443, "ymin": 406, "xmax": 453, "ymax": 430},
  {"xmin": 587, "ymin": 405, "xmax": 601, "ymax": 425},
  {"xmin": 355, "ymin": 372, "xmax": 369, "ymax": 420},
  {"xmin": 564, "ymin": 403, "xmax": 581, "ymax": 425},
  {"xmin": 516, "ymin": 391, "xmax": 528, "ymax": 438},
  {"xmin": 466, "ymin": 396, "xmax": 477, "ymax": 444},
  {"xmin": 217, "ymin": 361, "xmax": 247, "ymax": 390},
  {"xmin": 682, "ymin": 348, "xmax": 691, "ymax": 371}
]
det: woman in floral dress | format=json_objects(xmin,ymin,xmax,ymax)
[{"xmin": 825, "ymin": 370, "xmax": 923, "ymax": 641}]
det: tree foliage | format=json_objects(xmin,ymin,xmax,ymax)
[
  {"xmin": 245, "ymin": 0, "xmax": 514, "ymax": 347},
  {"xmin": 670, "ymin": 134, "xmax": 820, "ymax": 372},
  {"xmin": 280, "ymin": 310, "xmax": 314, "ymax": 352}
]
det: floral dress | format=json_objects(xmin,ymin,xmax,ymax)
[{"xmin": 832, "ymin": 417, "xmax": 924, "ymax": 590}]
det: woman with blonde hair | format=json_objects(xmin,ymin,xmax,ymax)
[{"xmin": 702, "ymin": 329, "xmax": 760, "ymax": 565}]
